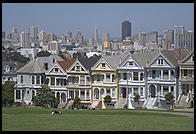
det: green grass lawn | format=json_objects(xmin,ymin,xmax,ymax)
[{"xmin": 2, "ymin": 107, "xmax": 194, "ymax": 131}]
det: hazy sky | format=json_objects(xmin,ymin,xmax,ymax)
[{"xmin": 2, "ymin": 3, "xmax": 194, "ymax": 39}]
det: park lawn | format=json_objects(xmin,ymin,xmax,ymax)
[{"xmin": 2, "ymin": 107, "xmax": 194, "ymax": 131}]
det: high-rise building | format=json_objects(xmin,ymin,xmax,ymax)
[
  {"xmin": 39, "ymin": 30, "xmax": 46, "ymax": 42},
  {"xmin": 2, "ymin": 32, "xmax": 6, "ymax": 39},
  {"xmin": 139, "ymin": 31, "xmax": 146, "ymax": 46},
  {"xmin": 146, "ymin": 31, "xmax": 158, "ymax": 44},
  {"xmin": 66, "ymin": 32, "xmax": 72, "ymax": 39},
  {"xmin": 94, "ymin": 25, "xmax": 99, "ymax": 45},
  {"xmin": 174, "ymin": 25, "xmax": 184, "ymax": 48},
  {"xmin": 12, "ymin": 27, "xmax": 19, "ymax": 42},
  {"xmin": 163, "ymin": 29, "xmax": 174, "ymax": 49},
  {"xmin": 20, "ymin": 32, "xmax": 30, "ymax": 48},
  {"xmin": 88, "ymin": 37, "xmax": 94, "ymax": 47},
  {"xmin": 29, "ymin": 26, "xmax": 38, "ymax": 44},
  {"xmin": 102, "ymin": 33, "xmax": 110, "ymax": 44},
  {"xmin": 122, "ymin": 20, "xmax": 131, "ymax": 40},
  {"xmin": 182, "ymin": 30, "xmax": 194, "ymax": 51},
  {"xmin": 76, "ymin": 32, "xmax": 83, "ymax": 43},
  {"xmin": 46, "ymin": 33, "xmax": 56, "ymax": 42}
]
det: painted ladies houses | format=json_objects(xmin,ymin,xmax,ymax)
[
  {"xmin": 177, "ymin": 51, "xmax": 194, "ymax": 108},
  {"xmin": 14, "ymin": 55, "xmax": 63, "ymax": 104},
  {"xmin": 91, "ymin": 54, "xmax": 128, "ymax": 109},
  {"xmin": 45, "ymin": 58, "xmax": 75, "ymax": 106},
  {"xmin": 66, "ymin": 55, "xmax": 101, "ymax": 108},
  {"xmin": 117, "ymin": 50, "xmax": 159, "ymax": 109},
  {"xmin": 145, "ymin": 48, "xmax": 189, "ymax": 109}
]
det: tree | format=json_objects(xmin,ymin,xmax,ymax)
[
  {"xmin": 2, "ymin": 51, "xmax": 29, "ymax": 64},
  {"xmin": 2, "ymin": 81, "xmax": 15, "ymax": 107},
  {"xmin": 36, "ymin": 51, "xmax": 51, "ymax": 57},
  {"xmin": 104, "ymin": 95, "xmax": 112, "ymax": 104},
  {"xmin": 72, "ymin": 96, "xmax": 81, "ymax": 109},
  {"xmin": 165, "ymin": 92, "xmax": 175, "ymax": 109},
  {"xmin": 33, "ymin": 85, "xmax": 56, "ymax": 108},
  {"xmin": 134, "ymin": 94, "xmax": 140, "ymax": 106}
]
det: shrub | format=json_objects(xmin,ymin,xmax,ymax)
[
  {"xmin": 12, "ymin": 102, "xmax": 25, "ymax": 107},
  {"xmin": 104, "ymin": 95, "xmax": 112, "ymax": 104},
  {"xmin": 190, "ymin": 100, "xmax": 194, "ymax": 108}
]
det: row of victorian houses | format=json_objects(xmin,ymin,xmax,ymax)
[{"xmin": 13, "ymin": 48, "xmax": 194, "ymax": 109}]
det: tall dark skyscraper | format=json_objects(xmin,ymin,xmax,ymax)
[{"xmin": 122, "ymin": 21, "xmax": 131, "ymax": 40}]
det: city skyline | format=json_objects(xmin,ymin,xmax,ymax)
[{"xmin": 2, "ymin": 3, "xmax": 194, "ymax": 39}]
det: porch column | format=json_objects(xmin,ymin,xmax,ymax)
[
  {"xmin": 74, "ymin": 90, "xmax": 76, "ymax": 99},
  {"xmin": 20, "ymin": 90, "xmax": 22, "ymax": 101},
  {"xmin": 55, "ymin": 91, "xmax": 57, "ymax": 97},
  {"xmin": 55, "ymin": 77, "xmax": 56, "ymax": 86},
  {"xmin": 110, "ymin": 88, "xmax": 112, "ymax": 97},
  {"xmin": 60, "ymin": 92, "xmax": 62, "ymax": 102},
  {"xmin": 99, "ymin": 88, "xmax": 101, "ymax": 100},
  {"xmin": 132, "ymin": 87, "xmax": 134, "ymax": 97},
  {"xmin": 161, "ymin": 70, "xmax": 163, "ymax": 79},
  {"xmin": 48, "ymin": 77, "xmax": 50, "ymax": 86},
  {"xmin": 85, "ymin": 90, "xmax": 86, "ymax": 100},
  {"xmin": 161, "ymin": 86, "xmax": 163, "ymax": 97},
  {"xmin": 79, "ymin": 89, "xmax": 81, "ymax": 98},
  {"xmin": 14, "ymin": 89, "xmax": 16, "ymax": 102},
  {"xmin": 169, "ymin": 86, "xmax": 171, "ymax": 93},
  {"xmin": 169, "ymin": 70, "xmax": 171, "ymax": 80},
  {"xmin": 89, "ymin": 89, "xmax": 91, "ymax": 100},
  {"xmin": 68, "ymin": 90, "xmax": 69, "ymax": 99}
]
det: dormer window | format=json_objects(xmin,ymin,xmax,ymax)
[
  {"xmin": 55, "ymin": 68, "xmax": 58, "ymax": 72},
  {"xmin": 76, "ymin": 66, "xmax": 80, "ymax": 71},
  {"xmin": 158, "ymin": 59, "xmax": 163, "ymax": 65},
  {"xmin": 102, "ymin": 63, "xmax": 106, "ymax": 68},
  {"xmin": 129, "ymin": 61, "xmax": 133, "ymax": 66}
]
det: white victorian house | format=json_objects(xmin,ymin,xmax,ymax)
[
  {"xmin": 145, "ymin": 48, "xmax": 189, "ymax": 109},
  {"xmin": 117, "ymin": 50, "xmax": 159, "ymax": 109}
]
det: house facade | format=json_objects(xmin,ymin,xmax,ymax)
[
  {"xmin": 117, "ymin": 50, "xmax": 159, "ymax": 109},
  {"xmin": 14, "ymin": 55, "xmax": 64, "ymax": 104}
]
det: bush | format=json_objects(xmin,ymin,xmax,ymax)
[
  {"xmin": 72, "ymin": 96, "xmax": 81, "ymax": 109},
  {"xmin": 190, "ymin": 100, "xmax": 194, "ymax": 108},
  {"xmin": 104, "ymin": 95, "xmax": 112, "ymax": 104}
]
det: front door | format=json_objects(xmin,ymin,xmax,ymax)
[
  {"xmin": 150, "ymin": 85, "xmax": 156, "ymax": 97},
  {"xmin": 122, "ymin": 88, "xmax": 126, "ymax": 98}
]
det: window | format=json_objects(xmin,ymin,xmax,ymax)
[
  {"xmin": 32, "ymin": 90, "xmax": 35, "ymax": 96},
  {"xmin": 112, "ymin": 88, "xmax": 115, "ymax": 97},
  {"xmin": 44, "ymin": 63, "xmax": 48, "ymax": 70},
  {"xmin": 133, "ymin": 72, "xmax": 138, "ymax": 81},
  {"xmin": 86, "ymin": 90, "xmax": 89, "ymax": 97},
  {"xmin": 22, "ymin": 90, "xmax": 25, "ymax": 99},
  {"xmin": 163, "ymin": 70, "xmax": 169, "ymax": 79},
  {"xmin": 21, "ymin": 75, "xmax": 23, "ymax": 83},
  {"xmin": 16, "ymin": 90, "xmax": 20, "ymax": 99},
  {"xmin": 152, "ymin": 70, "xmax": 156, "ymax": 79},
  {"xmin": 106, "ymin": 89, "xmax": 111, "ymax": 94},
  {"xmin": 140, "ymin": 87, "xmax": 143, "ymax": 96},
  {"xmin": 76, "ymin": 66, "xmax": 80, "ymax": 71},
  {"xmin": 36, "ymin": 76, "xmax": 40, "ymax": 85},
  {"xmin": 27, "ymin": 90, "xmax": 29, "ymax": 94},
  {"xmin": 32, "ymin": 76, "xmax": 35, "ymax": 84},
  {"xmin": 140, "ymin": 73, "xmax": 143, "ymax": 81},
  {"xmin": 51, "ymin": 77, "xmax": 55, "ymax": 85},
  {"xmin": 171, "ymin": 86, "xmax": 174, "ymax": 95},
  {"xmin": 41, "ymin": 76, "xmax": 44, "ymax": 84},
  {"xmin": 97, "ymin": 74, "xmax": 101, "ymax": 81},
  {"xmin": 75, "ymin": 90, "xmax": 79, "ymax": 97},
  {"xmin": 112, "ymin": 74, "xmax": 116, "ymax": 82},
  {"xmin": 80, "ymin": 76, "xmax": 85, "ymax": 85},
  {"xmin": 123, "ymin": 73, "xmax": 127, "ymax": 80},
  {"xmin": 129, "ymin": 61, "xmax": 133, "ymax": 66},
  {"xmin": 55, "ymin": 68, "xmax": 58, "ymax": 72},
  {"xmin": 80, "ymin": 90, "xmax": 85, "ymax": 99},
  {"xmin": 188, "ymin": 70, "xmax": 193, "ymax": 77},
  {"xmin": 106, "ymin": 73, "xmax": 110, "ymax": 82},
  {"xmin": 163, "ymin": 86, "xmax": 168, "ymax": 96},
  {"xmin": 102, "ymin": 63, "xmax": 106, "ymax": 68},
  {"xmin": 184, "ymin": 69, "xmax": 188, "ymax": 76},
  {"xmin": 171, "ymin": 70, "xmax": 174, "ymax": 79},
  {"xmin": 86, "ymin": 77, "xmax": 90, "ymax": 84},
  {"xmin": 64, "ymin": 79, "xmax": 66, "ymax": 86},
  {"xmin": 158, "ymin": 59, "xmax": 163, "ymax": 65},
  {"xmin": 56, "ymin": 79, "xmax": 60, "ymax": 86},
  {"xmin": 133, "ymin": 88, "xmax": 138, "ymax": 96}
]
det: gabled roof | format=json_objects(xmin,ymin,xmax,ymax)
[
  {"xmin": 57, "ymin": 58, "xmax": 76, "ymax": 72},
  {"xmin": 2, "ymin": 61, "xmax": 25, "ymax": 74},
  {"xmin": 179, "ymin": 50, "xmax": 194, "ymax": 64},
  {"xmin": 103, "ymin": 53, "xmax": 129, "ymax": 69},
  {"xmin": 161, "ymin": 48, "xmax": 189, "ymax": 67},
  {"xmin": 79, "ymin": 55, "xmax": 102, "ymax": 70},
  {"xmin": 131, "ymin": 50, "xmax": 160, "ymax": 68},
  {"xmin": 17, "ymin": 55, "xmax": 64, "ymax": 74}
]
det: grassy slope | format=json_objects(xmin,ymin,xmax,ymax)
[{"xmin": 2, "ymin": 108, "xmax": 194, "ymax": 131}]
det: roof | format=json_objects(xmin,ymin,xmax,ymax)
[
  {"xmin": 161, "ymin": 48, "xmax": 190, "ymax": 67},
  {"xmin": 57, "ymin": 58, "xmax": 76, "ymax": 72},
  {"xmin": 17, "ymin": 55, "xmax": 64, "ymax": 74},
  {"xmin": 180, "ymin": 50, "xmax": 194, "ymax": 64},
  {"xmin": 104, "ymin": 53, "xmax": 129, "ymax": 69},
  {"xmin": 2, "ymin": 61, "xmax": 25, "ymax": 74},
  {"xmin": 79, "ymin": 55, "xmax": 102, "ymax": 70},
  {"xmin": 131, "ymin": 50, "xmax": 160, "ymax": 67}
]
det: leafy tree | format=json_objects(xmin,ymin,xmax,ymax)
[
  {"xmin": 2, "ymin": 51, "xmax": 29, "ymax": 64},
  {"xmin": 2, "ymin": 81, "xmax": 15, "ymax": 107},
  {"xmin": 72, "ymin": 96, "xmax": 81, "ymax": 109},
  {"xmin": 134, "ymin": 94, "xmax": 140, "ymax": 105},
  {"xmin": 165, "ymin": 92, "xmax": 175, "ymax": 109},
  {"xmin": 36, "ymin": 50, "xmax": 51, "ymax": 57},
  {"xmin": 33, "ymin": 85, "xmax": 56, "ymax": 108},
  {"xmin": 104, "ymin": 95, "xmax": 112, "ymax": 104}
]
